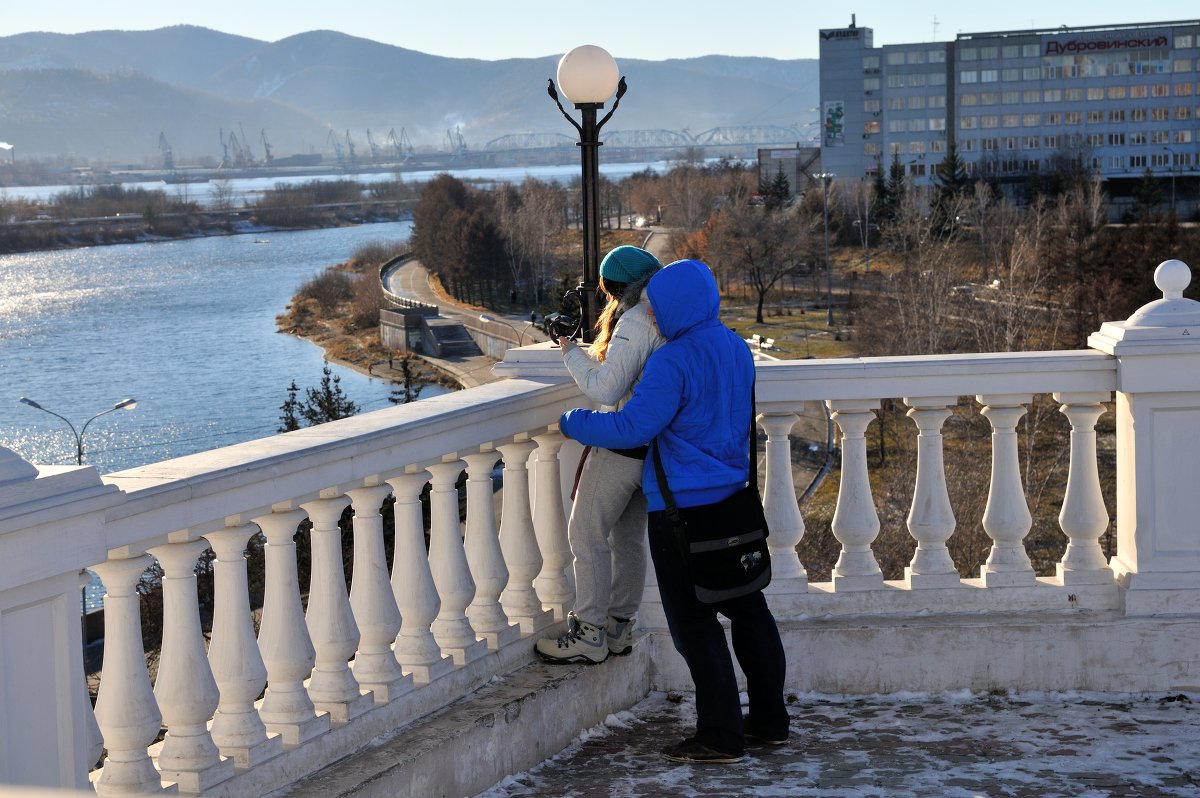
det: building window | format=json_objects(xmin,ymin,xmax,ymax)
[
  {"xmin": 981, "ymin": 92, "xmax": 999, "ymax": 105},
  {"xmin": 1046, "ymin": 112, "xmax": 1063, "ymax": 124},
  {"xmin": 931, "ymin": 139, "xmax": 946, "ymax": 153},
  {"xmin": 888, "ymin": 75, "xmax": 906, "ymax": 88},
  {"xmin": 1152, "ymin": 107, "xmax": 1170, "ymax": 121},
  {"xmin": 982, "ymin": 138, "xmax": 998, "ymax": 151},
  {"xmin": 980, "ymin": 46, "xmax": 998, "ymax": 59},
  {"xmin": 1065, "ymin": 88, "xmax": 1083, "ymax": 102},
  {"xmin": 1023, "ymin": 44, "xmax": 1040, "ymax": 57},
  {"xmin": 1152, "ymin": 84, "xmax": 1170, "ymax": 97},
  {"xmin": 863, "ymin": 55, "xmax": 880, "ymax": 69},
  {"xmin": 1174, "ymin": 130, "xmax": 1193, "ymax": 144},
  {"xmin": 961, "ymin": 47, "xmax": 978, "ymax": 61},
  {"xmin": 1004, "ymin": 136, "xmax": 1019, "ymax": 150},
  {"xmin": 908, "ymin": 95, "xmax": 926, "ymax": 109},
  {"xmin": 864, "ymin": 99, "xmax": 881, "ymax": 112},
  {"xmin": 1023, "ymin": 113, "xmax": 1041, "ymax": 126},
  {"xmin": 1044, "ymin": 134, "xmax": 1058, "ymax": 148},
  {"xmin": 1130, "ymin": 108, "xmax": 1147, "ymax": 122},
  {"xmin": 1130, "ymin": 154, "xmax": 1147, "ymax": 168},
  {"xmin": 909, "ymin": 141, "xmax": 926, "ymax": 154},
  {"xmin": 1023, "ymin": 67, "xmax": 1040, "ymax": 81},
  {"xmin": 929, "ymin": 95, "xmax": 946, "ymax": 108},
  {"xmin": 1129, "ymin": 131, "xmax": 1148, "ymax": 145},
  {"xmin": 889, "ymin": 142, "xmax": 904, "ymax": 154},
  {"xmin": 888, "ymin": 51, "xmax": 906, "ymax": 66},
  {"xmin": 889, "ymin": 120, "xmax": 906, "ymax": 133},
  {"xmin": 1110, "ymin": 155, "xmax": 1124, "ymax": 169},
  {"xmin": 961, "ymin": 70, "xmax": 978, "ymax": 84},
  {"xmin": 909, "ymin": 73, "xmax": 926, "ymax": 87},
  {"xmin": 961, "ymin": 139, "xmax": 978, "ymax": 152},
  {"xmin": 1002, "ymin": 91, "xmax": 1020, "ymax": 104},
  {"xmin": 1044, "ymin": 89, "xmax": 1062, "ymax": 102},
  {"xmin": 1002, "ymin": 114, "xmax": 1019, "ymax": 127},
  {"xmin": 1024, "ymin": 136, "xmax": 1040, "ymax": 149},
  {"xmin": 865, "ymin": 121, "xmax": 881, "ymax": 134},
  {"xmin": 1151, "ymin": 151, "xmax": 1169, "ymax": 167},
  {"xmin": 1087, "ymin": 87, "xmax": 1105, "ymax": 101},
  {"xmin": 981, "ymin": 115, "xmax": 1000, "ymax": 128},
  {"xmin": 929, "ymin": 72, "xmax": 946, "ymax": 86},
  {"xmin": 908, "ymin": 50, "xmax": 926, "ymax": 64},
  {"xmin": 1176, "ymin": 83, "xmax": 1194, "ymax": 96},
  {"xmin": 1108, "ymin": 109, "xmax": 1126, "ymax": 122},
  {"xmin": 1175, "ymin": 59, "xmax": 1193, "ymax": 73},
  {"xmin": 1151, "ymin": 130, "xmax": 1170, "ymax": 145},
  {"xmin": 1176, "ymin": 106, "xmax": 1192, "ymax": 120},
  {"xmin": 1108, "ymin": 86, "xmax": 1127, "ymax": 99},
  {"xmin": 1066, "ymin": 111, "xmax": 1082, "ymax": 125},
  {"xmin": 1176, "ymin": 34, "xmax": 1194, "ymax": 49},
  {"xmin": 1107, "ymin": 133, "xmax": 1125, "ymax": 146},
  {"xmin": 889, "ymin": 97, "xmax": 906, "ymax": 110},
  {"xmin": 930, "ymin": 118, "xmax": 946, "ymax": 131},
  {"xmin": 960, "ymin": 93, "xmax": 977, "ymax": 106},
  {"xmin": 864, "ymin": 142, "xmax": 882, "ymax": 156},
  {"xmin": 1000, "ymin": 45, "xmax": 1018, "ymax": 59},
  {"xmin": 1024, "ymin": 89, "xmax": 1040, "ymax": 102},
  {"xmin": 961, "ymin": 116, "xmax": 978, "ymax": 129},
  {"xmin": 981, "ymin": 69, "xmax": 999, "ymax": 83},
  {"xmin": 864, "ymin": 77, "xmax": 880, "ymax": 91},
  {"xmin": 929, "ymin": 49, "xmax": 946, "ymax": 63},
  {"xmin": 1002, "ymin": 68, "xmax": 1020, "ymax": 82},
  {"xmin": 1087, "ymin": 133, "xmax": 1104, "ymax": 147},
  {"xmin": 1131, "ymin": 85, "xmax": 1149, "ymax": 98}
]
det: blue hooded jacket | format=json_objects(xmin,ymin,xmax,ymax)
[{"xmin": 559, "ymin": 259, "xmax": 755, "ymax": 511}]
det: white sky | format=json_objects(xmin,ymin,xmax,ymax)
[{"xmin": 3, "ymin": 1, "xmax": 1199, "ymax": 62}]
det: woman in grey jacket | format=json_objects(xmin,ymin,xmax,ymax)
[{"xmin": 536, "ymin": 245, "xmax": 665, "ymax": 664}]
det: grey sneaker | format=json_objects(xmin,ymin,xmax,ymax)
[
  {"xmin": 606, "ymin": 615, "xmax": 634, "ymax": 656},
  {"xmin": 535, "ymin": 612, "xmax": 608, "ymax": 664}
]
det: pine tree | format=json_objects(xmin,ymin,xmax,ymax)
[
  {"xmin": 763, "ymin": 166, "xmax": 792, "ymax": 211},
  {"xmin": 388, "ymin": 357, "xmax": 425, "ymax": 405},
  {"xmin": 278, "ymin": 380, "xmax": 302, "ymax": 432},
  {"xmin": 299, "ymin": 366, "xmax": 359, "ymax": 426}
]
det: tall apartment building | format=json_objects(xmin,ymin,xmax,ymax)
[{"xmin": 818, "ymin": 16, "xmax": 1200, "ymax": 198}]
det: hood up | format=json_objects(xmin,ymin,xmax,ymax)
[{"xmin": 645, "ymin": 259, "xmax": 719, "ymax": 341}]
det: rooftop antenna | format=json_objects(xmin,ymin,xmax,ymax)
[
  {"xmin": 932, "ymin": 15, "xmax": 940, "ymax": 40},
  {"xmin": 850, "ymin": 14, "xmax": 856, "ymax": 28}
]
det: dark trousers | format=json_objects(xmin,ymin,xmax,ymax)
[{"xmin": 648, "ymin": 510, "xmax": 788, "ymax": 755}]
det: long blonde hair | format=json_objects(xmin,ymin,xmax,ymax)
[{"xmin": 589, "ymin": 277, "xmax": 627, "ymax": 363}]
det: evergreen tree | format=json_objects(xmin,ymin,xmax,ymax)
[
  {"xmin": 388, "ymin": 357, "xmax": 425, "ymax": 405},
  {"xmin": 871, "ymin": 161, "xmax": 892, "ymax": 222},
  {"xmin": 933, "ymin": 143, "xmax": 970, "ymax": 204},
  {"xmin": 278, "ymin": 380, "xmax": 302, "ymax": 432},
  {"xmin": 762, "ymin": 165, "xmax": 792, "ymax": 210},
  {"xmin": 299, "ymin": 366, "xmax": 359, "ymax": 426}
]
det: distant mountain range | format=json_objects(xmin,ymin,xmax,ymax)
[{"xmin": 0, "ymin": 26, "xmax": 818, "ymax": 165}]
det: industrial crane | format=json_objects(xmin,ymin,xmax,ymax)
[
  {"xmin": 365, "ymin": 129, "xmax": 381, "ymax": 163},
  {"xmin": 260, "ymin": 129, "xmax": 274, "ymax": 166},
  {"xmin": 387, "ymin": 128, "xmax": 414, "ymax": 161},
  {"xmin": 158, "ymin": 132, "xmax": 174, "ymax": 170},
  {"xmin": 327, "ymin": 129, "xmax": 345, "ymax": 169}
]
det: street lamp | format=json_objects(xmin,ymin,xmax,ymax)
[
  {"xmin": 19, "ymin": 397, "xmax": 137, "ymax": 465},
  {"xmin": 1162, "ymin": 147, "xmax": 1176, "ymax": 213},
  {"xmin": 812, "ymin": 172, "xmax": 836, "ymax": 326},
  {"xmin": 548, "ymin": 44, "xmax": 626, "ymax": 344},
  {"xmin": 479, "ymin": 314, "xmax": 533, "ymax": 347}
]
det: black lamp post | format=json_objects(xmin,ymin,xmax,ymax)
[
  {"xmin": 548, "ymin": 45, "xmax": 626, "ymax": 343},
  {"xmin": 812, "ymin": 172, "xmax": 836, "ymax": 326},
  {"xmin": 19, "ymin": 396, "xmax": 137, "ymax": 465}
]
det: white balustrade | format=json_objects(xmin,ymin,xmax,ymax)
[
  {"xmin": 346, "ymin": 484, "xmax": 411, "ymax": 702},
  {"xmin": 203, "ymin": 523, "xmax": 280, "ymax": 768},
  {"xmin": 495, "ymin": 438, "xmax": 553, "ymax": 634},
  {"xmin": 253, "ymin": 508, "xmax": 329, "ymax": 746},
  {"xmin": 91, "ymin": 555, "xmax": 165, "ymax": 796},
  {"xmin": 300, "ymin": 495, "xmax": 374, "ymax": 722},
  {"xmin": 145, "ymin": 539, "xmax": 231, "ymax": 792},
  {"xmin": 426, "ymin": 459, "xmax": 487, "ymax": 665},
  {"xmin": 978, "ymin": 395, "xmax": 1036, "ymax": 587},
  {"xmin": 758, "ymin": 412, "xmax": 809, "ymax": 588},
  {"xmin": 531, "ymin": 429, "xmax": 573, "ymax": 618},
  {"xmin": 462, "ymin": 449, "xmax": 521, "ymax": 649},
  {"xmin": 386, "ymin": 470, "xmax": 454, "ymax": 685},
  {"xmin": 828, "ymin": 400, "xmax": 884, "ymax": 591},
  {"xmin": 1054, "ymin": 392, "xmax": 1115, "ymax": 586},
  {"xmin": 903, "ymin": 397, "xmax": 963, "ymax": 589}
]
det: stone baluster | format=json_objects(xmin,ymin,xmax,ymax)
[
  {"xmin": 757, "ymin": 412, "xmax": 809, "ymax": 589},
  {"xmin": 253, "ymin": 509, "xmax": 329, "ymax": 746},
  {"xmin": 145, "ymin": 539, "xmax": 232, "ymax": 791},
  {"xmin": 531, "ymin": 429, "xmax": 573, "ymax": 618},
  {"xmin": 346, "ymin": 484, "xmax": 411, "ymax": 702},
  {"xmin": 463, "ymin": 448, "xmax": 521, "ymax": 650},
  {"xmin": 91, "ymin": 554, "xmax": 164, "ymax": 796},
  {"xmin": 1054, "ymin": 391, "xmax": 1115, "ymax": 585},
  {"xmin": 300, "ymin": 495, "xmax": 374, "ymax": 722},
  {"xmin": 427, "ymin": 459, "xmax": 488, "ymax": 665},
  {"xmin": 903, "ymin": 397, "xmax": 964, "ymax": 589},
  {"xmin": 204, "ymin": 523, "xmax": 281, "ymax": 768},
  {"xmin": 828, "ymin": 400, "xmax": 884, "ymax": 591},
  {"xmin": 385, "ymin": 470, "xmax": 453, "ymax": 685},
  {"xmin": 977, "ymin": 394, "xmax": 1036, "ymax": 587},
  {"xmin": 495, "ymin": 438, "xmax": 553, "ymax": 635}
]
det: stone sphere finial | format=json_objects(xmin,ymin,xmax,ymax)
[{"xmin": 1154, "ymin": 259, "xmax": 1191, "ymax": 300}]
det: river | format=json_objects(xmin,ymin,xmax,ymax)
[{"xmin": 0, "ymin": 221, "xmax": 438, "ymax": 477}]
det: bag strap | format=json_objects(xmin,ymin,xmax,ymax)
[{"xmin": 651, "ymin": 381, "xmax": 758, "ymax": 524}]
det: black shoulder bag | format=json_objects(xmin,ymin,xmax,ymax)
[{"xmin": 651, "ymin": 386, "xmax": 772, "ymax": 603}]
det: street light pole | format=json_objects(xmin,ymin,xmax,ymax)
[
  {"xmin": 1163, "ymin": 147, "xmax": 1176, "ymax": 213},
  {"xmin": 19, "ymin": 397, "xmax": 137, "ymax": 465},
  {"xmin": 812, "ymin": 172, "xmax": 836, "ymax": 326},
  {"xmin": 548, "ymin": 45, "xmax": 626, "ymax": 344},
  {"xmin": 479, "ymin": 314, "xmax": 533, "ymax": 347}
]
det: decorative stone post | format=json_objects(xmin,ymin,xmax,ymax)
[
  {"xmin": 977, "ymin": 395, "xmax": 1035, "ymax": 588},
  {"xmin": 1053, "ymin": 392, "xmax": 1115, "ymax": 586},
  {"xmin": 757, "ymin": 412, "xmax": 809, "ymax": 590},
  {"xmin": 495, "ymin": 438, "xmax": 554, "ymax": 635},
  {"xmin": 828, "ymin": 400, "xmax": 884, "ymax": 591},
  {"xmin": 903, "ymin": 397, "xmax": 963, "ymax": 589},
  {"xmin": 462, "ymin": 449, "xmax": 521, "ymax": 650},
  {"xmin": 426, "ymin": 459, "xmax": 487, "ymax": 666},
  {"xmin": 531, "ymin": 429, "xmax": 574, "ymax": 618},
  {"xmin": 1089, "ymin": 259, "xmax": 1200, "ymax": 614}
]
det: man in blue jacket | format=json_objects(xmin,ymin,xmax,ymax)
[{"xmin": 560, "ymin": 259, "xmax": 788, "ymax": 763}]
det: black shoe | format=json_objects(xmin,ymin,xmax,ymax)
[
  {"xmin": 660, "ymin": 737, "xmax": 743, "ymax": 764},
  {"xmin": 744, "ymin": 718, "xmax": 789, "ymax": 746}
]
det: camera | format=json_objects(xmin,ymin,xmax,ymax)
[{"xmin": 538, "ymin": 288, "xmax": 584, "ymax": 340}]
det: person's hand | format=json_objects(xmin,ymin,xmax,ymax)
[{"xmin": 558, "ymin": 336, "xmax": 573, "ymax": 354}]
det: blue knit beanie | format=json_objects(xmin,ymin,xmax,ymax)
[{"xmin": 599, "ymin": 245, "xmax": 661, "ymax": 284}]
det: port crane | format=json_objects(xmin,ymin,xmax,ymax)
[
  {"xmin": 387, "ymin": 128, "xmax": 414, "ymax": 161},
  {"xmin": 260, "ymin": 129, "xmax": 274, "ymax": 166},
  {"xmin": 365, "ymin": 129, "xmax": 381, "ymax": 163},
  {"xmin": 158, "ymin": 132, "xmax": 174, "ymax": 170},
  {"xmin": 326, "ymin": 129, "xmax": 346, "ymax": 169}
]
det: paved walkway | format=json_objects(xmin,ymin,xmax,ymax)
[{"xmin": 476, "ymin": 689, "xmax": 1200, "ymax": 797}]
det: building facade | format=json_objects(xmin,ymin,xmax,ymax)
[{"xmin": 819, "ymin": 16, "xmax": 1200, "ymax": 198}]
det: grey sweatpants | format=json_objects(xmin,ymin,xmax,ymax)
[{"xmin": 568, "ymin": 446, "xmax": 649, "ymax": 627}]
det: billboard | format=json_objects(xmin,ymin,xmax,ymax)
[{"xmin": 823, "ymin": 101, "xmax": 845, "ymax": 147}]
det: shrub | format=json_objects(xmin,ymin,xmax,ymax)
[{"xmin": 297, "ymin": 268, "xmax": 354, "ymax": 311}]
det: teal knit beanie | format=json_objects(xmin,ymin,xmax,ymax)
[{"xmin": 599, "ymin": 245, "xmax": 661, "ymax": 284}]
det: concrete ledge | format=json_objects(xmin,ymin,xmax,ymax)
[{"xmin": 273, "ymin": 643, "xmax": 652, "ymax": 798}]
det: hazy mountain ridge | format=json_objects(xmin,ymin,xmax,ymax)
[{"xmin": 0, "ymin": 26, "xmax": 818, "ymax": 163}]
